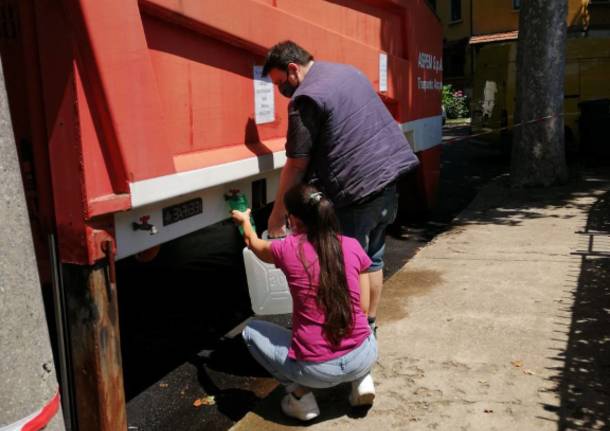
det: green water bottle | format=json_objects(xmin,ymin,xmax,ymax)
[{"xmin": 225, "ymin": 189, "xmax": 256, "ymax": 235}]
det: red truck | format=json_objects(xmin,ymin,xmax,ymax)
[{"xmin": 1, "ymin": 0, "xmax": 442, "ymax": 428}]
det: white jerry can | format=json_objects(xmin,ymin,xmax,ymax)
[{"xmin": 242, "ymin": 232, "xmax": 292, "ymax": 315}]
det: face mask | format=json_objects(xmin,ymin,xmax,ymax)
[{"xmin": 279, "ymin": 74, "xmax": 298, "ymax": 98}]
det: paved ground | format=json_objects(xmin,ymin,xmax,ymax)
[{"xmin": 231, "ymin": 169, "xmax": 610, "ymax": 430}]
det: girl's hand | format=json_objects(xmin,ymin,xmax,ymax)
[{"xmin": 231, "ymin": 208, "xmax": 252, "ymax": 225}]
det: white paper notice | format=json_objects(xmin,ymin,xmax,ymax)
[
  {"xmin": 253, "ymin": 65, "xmax": 275, "ymax": 124},
  {"xmin": 379, "ymin": 52, "xmax": 388, "ymax": 92}
]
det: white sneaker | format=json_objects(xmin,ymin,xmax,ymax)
[
  {"xmin": 281, "ymin": 392, "xmax": 320, "ymax": 421},
  {"xmin": 349, "ymin": 373, "xmax": 376, "ymax": 406}
]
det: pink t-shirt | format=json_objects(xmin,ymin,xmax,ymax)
[{"xmin": 270, "ymin": 234, "xmax": 372, "ymax": 362}]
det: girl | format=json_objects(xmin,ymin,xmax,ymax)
[{"xmin": 231, "ymin": 183, "xmax": 377, "ymax": 422}]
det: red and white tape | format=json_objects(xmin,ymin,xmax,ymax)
[
  {"xmin": 0, "ymin": 391, "xmax": 60, "ymax": 431},
  {"xmin": 443, "ymin": 113, "xmax": 567, "ymax": 145}
]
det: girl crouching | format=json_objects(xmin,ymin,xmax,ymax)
[{"xmin": 231, "ymin": 183, "xmax": 377, "ymax": 421}]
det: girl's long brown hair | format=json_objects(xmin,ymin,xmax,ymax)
[{"xmin": 284, "ymin": 184, "xmax": 353, "ymax": 346}]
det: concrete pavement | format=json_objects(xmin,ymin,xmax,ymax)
[{"xmin": 231, "ymin": 170, "xmax": 610, "ymax": 431}]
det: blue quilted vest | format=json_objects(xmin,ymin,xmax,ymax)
[{"xmin": 291, "ymin": 61, "xmax": 419, "ymax": 208}]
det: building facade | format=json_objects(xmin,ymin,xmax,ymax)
[
  {"xmin": 436, "ymin": 0, "xmax": 473, "ymax": 93},
  {"xmin": 437, "ymin": 0, "xmax": 610, "ymax": 96}
]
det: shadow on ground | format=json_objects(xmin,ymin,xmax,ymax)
[
  {"xmin": 392, "ymin": 148, "xmax": 610, "ymax": 431},
  {"xmin": 417, "ymin": 159, "xmax": 610, "ymax": 429},
  {"xmin": 117, "ymin": 223, "xmax": 253, "ymax": 400},
  {"xmin": 119, "ymin": 222, "xmax": 281, "ymax": 430},
  {"xmin": 385, "ymin": 131, "xmax": 510, "ymax": 278},
  {"xmin": 446, "ymin": 167, "xmax": 610, "ymax": 229},
  {"xmin": 544, "ymin": 189, "xmax": 610, "ymax": 430}
]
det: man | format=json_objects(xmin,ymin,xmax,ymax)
[{"xmin": 263, "ymin": 41, "xmax": 419, "ymax": 335}]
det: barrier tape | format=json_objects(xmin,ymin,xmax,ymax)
[
  {"xmin": 443, "ymin": 112, "xmax": 570, "ymax": 145},
  {"xmin": 0, "ymin": 391, "xmax": 60, "ymax": 431}
]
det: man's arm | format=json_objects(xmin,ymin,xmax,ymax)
[
  {"xmin": 267, "ymin": 157, "xmax": 309, "ymax": 237},
  {"xmin": 267, "ymin": 97, "xmax": 320, "ymax": 237}
]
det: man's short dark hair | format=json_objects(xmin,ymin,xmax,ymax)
[{"xmin": 262, "ymin": 41, "xmax": 314, "ymax": 77}]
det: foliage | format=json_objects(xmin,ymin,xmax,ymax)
[{"xmin": 442, "ymin": 84, "xmax": 470, "ymax": 119}]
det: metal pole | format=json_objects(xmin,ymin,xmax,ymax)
[
  {"xmin": 48, "ymin": 234, "xmax": 75, "ymax": 430},
  {"xmin": 0, "ymin": 53, "xmax": 65, "ymax": 430}
]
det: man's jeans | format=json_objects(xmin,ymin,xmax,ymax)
[{"xmin": 336, "ymin": 183, "xmax": 398, "ymax": 272}]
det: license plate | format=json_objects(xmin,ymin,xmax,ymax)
[{"xmin": 162, "ymin": 198, "xmax": 203, "ymax": 226}]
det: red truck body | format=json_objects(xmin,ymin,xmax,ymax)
[
  {"xmin": 1, "ymin": 1, "xmax": 442, "ymax": 428},
  {"xmin": 3, "ymin": 0, "xmax": 442, "ymax": 270}
]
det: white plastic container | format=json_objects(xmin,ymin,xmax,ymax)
[{"xmin": 242, "ymin": 231, "xmax": 292, "ymax": 315}]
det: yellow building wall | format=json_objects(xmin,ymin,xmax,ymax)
[
  {"xmin": 440, "ymin": 0, "xmax": 609, "ymax": 94},
  {"xmin": 472, "ymin": 0, "xmax": 518, "ymax": 35},
  {"xmin": 438, "ymin": 0, "xmax": 472, "ymax": 42},
  {"xmin": 471, "ymin": 38, "xmax": 610, "ymax": 143},
  {"xmin": 472, "ymin": 0, "xmax": 591, "ymax": 35},
  {"xmin": 439, "ymin": 0, "xmax": 605, "ymax": 39}
]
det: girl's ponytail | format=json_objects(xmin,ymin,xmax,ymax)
[{"xmin": 284, "ymin": 184, "xmax": 353, "ymax": 346}]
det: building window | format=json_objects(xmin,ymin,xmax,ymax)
[
  {"xmin": 513, "ymin": 0, "xmax": 520, "ymax": 9},
  {"xmin": 451, "ymin": 0, "xmax": 462, "ymax": 21}
]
